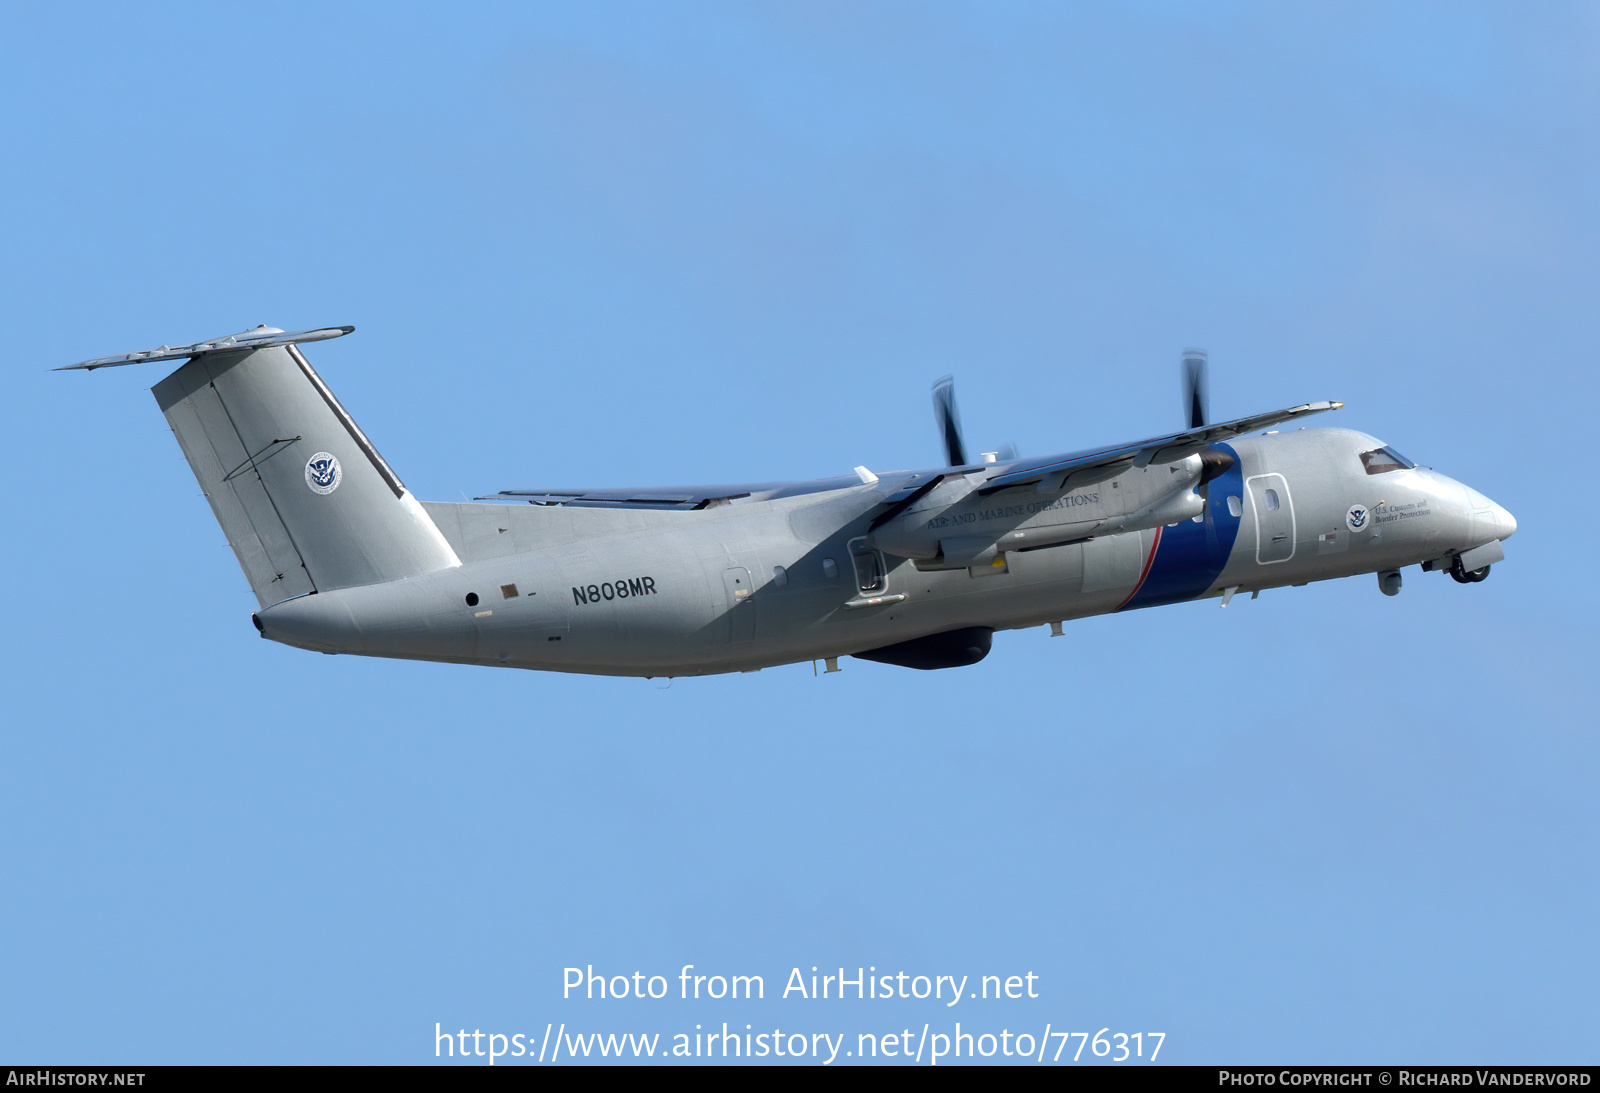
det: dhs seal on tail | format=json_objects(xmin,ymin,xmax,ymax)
[{"xmin": 305, "ymin": 452, "xmax": 342, "ymax": 495}]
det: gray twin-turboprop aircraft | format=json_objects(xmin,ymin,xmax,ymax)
[{"xmin": 60, "ymin": 327, "xmax": 1516, "ymax": 677}]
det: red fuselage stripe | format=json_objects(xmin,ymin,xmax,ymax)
[{"xmin": 1114, "ymin": 525, "xmax": 1165, "ymax": 612}]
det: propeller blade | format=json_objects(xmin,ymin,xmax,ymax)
[
  {"xmin": 1181, "ymin": 348, "xmax": 1209, "ymax": 429},
  {"xmin": 931, "ymin": 375, "xmax": 969, "ymax": 467}
]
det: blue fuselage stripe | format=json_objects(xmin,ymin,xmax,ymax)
[{"xmin": 1118, "ymin": 443, "xmax": 1244, "ymax": 611}]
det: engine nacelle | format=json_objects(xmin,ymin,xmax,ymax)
[
  {"xmin": 853, "ymin": 627, "xmax": 994, "ymax": 670},
  {"xmin": 871, "ymin": 454, "xmax": 1205, "ymax": 566}
]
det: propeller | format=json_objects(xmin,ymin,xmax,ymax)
[
  {"xmin": 1181, "ymin": 348, "xmax": 1236, "ymax": 495},
  {"xmin": 1181, "ymin": 347, "xmax": 1209, "ymax": 428},
  {"xmin": 931, "ymin": 375, "xmax": 968, "ymax": 467}
]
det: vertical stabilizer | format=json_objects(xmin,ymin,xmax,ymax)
[{"xmin": 152, "ymin": 340, "xmax": 458, "ymax": 606}]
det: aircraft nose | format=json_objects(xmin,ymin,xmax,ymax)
[
  {"xmin": 1462, "ymin": 484, "xmax": 1517, "ymax": 543},
  {"xmin": 1491, "ymin": 501, "xmax": 1517, "ymax": 540}
]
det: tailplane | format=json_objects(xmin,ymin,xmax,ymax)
[{"xmin": 66, "ymin": 326, "xmax": 459, "ymax": 607}]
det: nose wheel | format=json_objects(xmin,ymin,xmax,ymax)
[{"xmin": 1450, "ymin": 557, "xmax": 1491, "ymax": 584}]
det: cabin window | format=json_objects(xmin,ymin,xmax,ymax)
[
  {"xmin": 848, "ymin": 538, "xmax": 886, "ymax": 594},
  {"xmin": 822, "ymin": 558, "xmax": 838, "ymax": 579},
  {"xmin": 772, "ymin": 565, "xmax": 788, "ymax": 589},
  {"xmin": 1263, "ymin": 488, "xmax": 1281, "ymax": 511},
  {"xmin": 1226, "ymin": 495, "xmax": 1242, "ymax": 518},
  {"xmin": 1360, "ymin": 446, "xmax": 1415, "ymax": 475}
]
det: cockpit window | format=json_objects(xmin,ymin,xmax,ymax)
[{"xmin": 1359, "ymin": 446, "xmax": 1415, "ymax": 475}]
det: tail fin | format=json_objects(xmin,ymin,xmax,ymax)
[{"xmin": 140, "ymin": 328, "xmax": 458, "ymax": 606}]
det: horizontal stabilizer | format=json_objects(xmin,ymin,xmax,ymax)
[
  {"xmin": 980, "ymin": 399, "xmax": 1343, "ymax": 493},
  {"xmin": 56, "ymin": 325, "xmax": 353, "ymax": 371}
]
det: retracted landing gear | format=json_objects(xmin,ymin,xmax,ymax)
[{"xmin": 1449, "ymin": 557, "xmax": 1491, "ymax": 584}]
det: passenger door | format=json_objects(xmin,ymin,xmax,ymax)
[{"xmin": 1246, "ymin": 473, "xmax": 1296, "ymax": 564}]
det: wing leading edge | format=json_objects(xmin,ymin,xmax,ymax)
[
  {"xmin": 485, "ymin": 474, "xmax": 894, "ymax": 510},
  {"xmin": 979, "ymin": 399, "xmax": 1343, "ymax": 493},
  {"xmin": 485, "ymin": 401, "xmax": 1340, "ymax": 510}
]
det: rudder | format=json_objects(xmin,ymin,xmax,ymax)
[{"xmin": 151, "ymin": 337, "xmax": 459, "ymax": 607}]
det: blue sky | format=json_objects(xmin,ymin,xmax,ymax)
[{"xmin": 2, "ymin": 1, "xmax": 1595, "ymax": 1064}]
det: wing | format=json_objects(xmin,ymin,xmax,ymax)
[
  {"xmin": 481, "ymin": 401, "xmax": 1338, "ymax": 511},
  {"xmin": 484, "ymin": 474, "xmax": 893, "ymax": 510},
  {"xmin": 55, "ymin": 325, "xmax": 353, "ymax": 371},
  {"xmin": 978, "ymin": 399, "xmax": 1343, "ymax": 492}
]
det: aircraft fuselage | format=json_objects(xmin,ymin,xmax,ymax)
[{"xmin": 255, "ymin": 426, "xmax": 1514, "ymax": 676}]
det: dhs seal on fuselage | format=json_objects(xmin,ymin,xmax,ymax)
[
  {"xmin": 1346, "ymin": 504, "xmax": 1369, "ymax": 532},
  {"xmin": 305, "ymin": 452, "xmax": 342, "ymax": 495}
]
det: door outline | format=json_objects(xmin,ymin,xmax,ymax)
[
  {"xmin": 722, "ymin": 566, "xmax": 755, "ymax": 643},
  {"xmin": 1245, "ymin": 472, "xmax": 1296, "ymax": 564},
  {"xmin": 846, "ymin": 536, "xmax": 889, "ymax": 596}
]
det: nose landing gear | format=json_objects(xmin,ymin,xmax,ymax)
[{"xmin": 1449, "ymin": 556, "xmax": 1491, "ymax": 584}]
